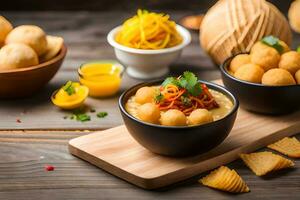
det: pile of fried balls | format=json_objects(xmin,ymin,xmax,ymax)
[{"xmin": 229, "ymin": 38, "xmax": 300, "ymax": 86}]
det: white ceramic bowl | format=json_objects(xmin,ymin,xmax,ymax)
[{"xmin": 107, "ymin": 25, "xmax": 191, "ymax": 79}]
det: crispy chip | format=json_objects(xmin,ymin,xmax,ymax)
[
  {"xmin": 240, "ymin": 152, "xmax": 294, "ymax": 176},
  {"xmin": 40, "ymin": 35, "xmax": 64, "ymax": 63},
  {"xmin": 200, "ymin": 166, "xmax": 250, "ymax": 193},
  {"xmin": 268, "ymin": 137, "xmax": 300, "ymax": 158}
]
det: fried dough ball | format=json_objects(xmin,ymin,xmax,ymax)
[
  {"xmin": 187, "ymin": 109, "xmax": 213, "ymax": 126},
  {"xmin": 5, "ymin": 25, "xmax": 48, "ymax": 56},
  {"xmin": 295, "ymin": 70, "xmax": 300, "ymax": 84},
  {"xmin": 288, "ymin": 0, "xmax": 300, "ymax": 33},
  {"xmin": 135, "ymin": 87, "xmax": 156, "ymax": 104},
  {"xmin": 0, "ymin": 43, "xmax": 38, "ymax": 70},
  {"xmin": 250, "ymin": 41, "xmax": 269, "ymax": 53},
  {"xmin": 250, "ymin": 43, "xmax": 280, "ymax": 71},
  {"xmin": 262, "ymin": 68, "xmax": 296, "ymax": 86},
  {"xmin": 160, "ymin": 109, "xmax": 187, "ymax": 126},
  {"xmin": 234, "ymin": 63, "xmax": 264, "ymax": 83},
  {"xmin": 229, "ymin": 54, "xmax": 251, "ymax": 73},
  {"xmin": 0, "ymin": 16, "xmax": 13, "ymax": 46},
  {"xmin": 278, "ymin": 51, "xmax": 300, "ymax": 75},
  {"xmin": 137, "ymin": 103, "xmax": 160, "ymax": 124}
]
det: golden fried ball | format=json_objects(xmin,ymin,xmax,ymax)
[
  {"xmin": 262, "ymin": 68, "xmax": 296, "ymax": 86},
  {"xmin": 278, "ymin": 51, "xmax": 300, "ymax": 75},
  {"xmin": 187, "ymin": 109, "xmax": 213, "ymax": 126},
  {"xmin": 160, "ymin": 109, "xmax": 187, "ymax": 126},
  {"xmin": 234, "ymin": 63, "xmax": 264, "ymax": 83},
  {"xmin": 288, "ymin": 0, "xmax": 300, "ymax": 33},
  {"xmin": 5, "ymin": 25, "xmax": 48, "ymax": 56},
  {"xmin": 229, "ymin": 54, "xmax": 251, "ymax": 73},
  {"xmin": 0, "ymin": 16, "xmax": 13, "ymax": 46},
  {"xmin": 137, "ymin": 103, "xmax": 160, "ymax": 124},
  {"xmin": 135, "ymin": 87, "xmax": 156, "ymax": 104},
  {"xmin": 250, "ymin": 44, "xmax": 280, "ymax": 71},
  {"xmin": 0, "ymin": 43, "xmax": 39, "ymax": 70},
  {"xmin": 278, "ymin": 40, "xmax": 290, "ymax": 53},
  {"xmin": 295, "ymin": 69, "xmax": 300, "ymax": 84},
  {"xmin": 250, "ymin": 41, "xmax": 269, "ymax": 54}
]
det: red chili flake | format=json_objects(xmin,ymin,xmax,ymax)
[
  {"xmin": 16, "ymin": 119, "xmax": 22, "ymax": 123},
  {"xmin": 45, "ymin": 165, "xmax": 55, "ymax": 171}
]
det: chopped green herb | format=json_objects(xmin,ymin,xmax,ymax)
[
  {"xmin": 162, "ymin": 77, "xmax": 179, "ymax": 87},
  {"xmin": 97, "ymin": 112, "xmax": 108, "ymax": 118},
  {"xmin": 75, "ymin": 114, "xmax": 91, "ymax": 122},
  {"xmin": 69, "ymin": 107, "xmax": 91, "ymax": 122},
  {"xmin": 155, "ymin": 93, "xmax": 164, "ymax": 103},
  {"xmin": 297, "ymin": 46, "xmax": 300, "ymax": 53},
  {"xmin": 181, "ymin": 96, "xmax": 191, "ymax": 106},
  {"xmin": 90, "ymin": 108, "xmax": 96, "ymax": 113},
  {"xmin": 63, "ymin": 116, "xmax": 68, "ymax": 119},
  {"xmin": 261, "ymin": 36, "xmax": 283, "ymax": 54},
  {"xmin": 62, "ymin": 81, "xmax": 76, "ymax": 96}
]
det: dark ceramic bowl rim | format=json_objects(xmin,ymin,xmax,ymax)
[
  {"xmin": 220, "ymin": 54, "xmax": 300, "ymax": 88},
  {"xmin": 119, "ymin": 79, "xmax": 239, "ymax": 130}
]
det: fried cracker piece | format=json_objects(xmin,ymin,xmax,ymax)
[
  {"xmin": 200, "ymin": 166, "xmax": 250, "ymax": 193},
  {"xmin": 268, "ymin": 137, "xmax": 300, "ymax": 158},
  {"xmin": 240, "ymin": 152, "xmax": 294, "ymax": 176}
]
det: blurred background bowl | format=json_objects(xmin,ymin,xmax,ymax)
[
  {"xmin": 107, "ymin": 25, "xmax": 191, "ymax": 79},
  {"xmin": 0, "ymin": 44, "xmax": 67, "ymax": 99},
  {"xmin": 220, "ymin": 55, "xmax": 300, "ymax": 115}
]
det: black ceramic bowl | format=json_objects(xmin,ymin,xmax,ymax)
[
  {"xmin": 119, "ymin": 80, "xmax": 239, "ymax": 157},
  {"xmin": 221, "ymin": 55, "xmax": 300, "ymax": 115}
]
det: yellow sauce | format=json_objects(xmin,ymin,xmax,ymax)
[
  {"xmin": 125, "ymin": 87, "xmax": 233, "ymax": 123},
  {"xmin": 78, "ymin": 61, "xmax": 123, "ymax": 97}
]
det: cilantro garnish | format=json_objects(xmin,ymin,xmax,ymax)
[
  {"xmin": 97, "ymin": 112, "xmax": 108, "ymax": 118},
  {"xmin": 297, "ymin": 46, "xmax": 300, "ymax": 53},
  {"xmin": 155, "ymin": 93, "xmax": 164, "ymax": 103},
  {"xmin": 161, "ymin": 71, "xmax": 202, "ymax": 97},
  {"xmin": 71, "ymin": 113, "xmax": 91, "ymax": 122},
  {"xmin": 261, "ymin": 36, "xmax": 283, "ymax": 54},
  {"xmin": 62, "ymin": 81, "xmax": 76, "ymax": 96}
]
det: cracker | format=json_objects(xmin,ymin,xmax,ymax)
[{"xmin": 268, "ymin": 137, "xmax": 300, "ymax": 158}]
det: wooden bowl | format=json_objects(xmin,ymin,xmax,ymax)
[{"xmin": 0, "ymin": 44, "xmax": 67, "ymax": 99}]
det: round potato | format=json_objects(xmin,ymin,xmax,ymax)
[
  {"xmin": 0, "ymin": 16, "xmax": 13, "ymax": 46},
  {"xmin": 234, "ymin": 63, "xmax": 264, "ymax": 83},
  {"xmin": 288, "ymin": 0, "xmax": 300, "ymax": 33},
  {"xmin": 0, "ymin": 43, "xmax": 39, "ymax": 70},
  {"xmin": 137, "ymin": 103, "xmax": 160, "ymax": 124},
  {"xmin": 262, "ymin": 68, "xmax": 296, "ymax": 86},
  {"xmin": 250, "ymin": 44, "xmax": 280, "ymax": 71},
  {"xmin": 135, "ymin": 87, "xmax": 156, "ymax": 104},
  {"xmin": 160, "ymin": 109, "xmax": 187, "ymax": 126},
  {"xmin": 295, "ymin": 69, "xmax": 300, "ymax": 84},
  {"xmin": 278, "ymin": 51, "xmax": 300, "ymax": 75},
  {"xmin": 5, "ymin": 25, "xmax": 48, "ymax": 56},
  {"xmin": 188, "ymin": 109, "xmax": 213, "ymax": 126},
  {"xmin": 229, "ymin": 54, "xmax": 251, "ymax": 73}
]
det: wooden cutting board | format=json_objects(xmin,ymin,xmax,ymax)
[{"xmin": 69, "ymin": 108, "xmax": 300, "ymax": 189}]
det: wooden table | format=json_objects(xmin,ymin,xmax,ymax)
[{"xmin": 0, "ymin": 11, "xmax": 299, "ymax": 200}]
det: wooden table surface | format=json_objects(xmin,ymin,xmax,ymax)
[{"xmin": 0, "ymin": 11, "xmax": 299, "ymax": 200}]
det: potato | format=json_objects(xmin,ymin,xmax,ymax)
[
  {"xmin": 234, "ymin": 63, "xmax": 264, "ymax": 83},
  {"xmin": 5, "ymin": 25, "xmax": 48, "ymax": 56},
  {"xmin": 0, "ymin": 43, "xmax": 38, "ymax": 70},
  {"xmin": 279, "ymin": 51, "xmax": 300, "ymax": 75},
  {"xmin": 229, "ymin": 54, "xmax": 251, "ymax": 73},
  {"xmin": 137, "ymin": 103, "xmax": 160, "ymax": 124},
  {"xmin": 295, "ymin": 69, "xmax": 300, "ymax": 84},
  {"xmin": 250, "ymin": 44, "xmax": 280, "ymax": 71},
  {"xmin": 160, "ymin": 109, "xmax": 187, "ymax": 126},
  {"xmin": 135, "ymin": 87, "xmax": 156, "ymax": 104},
  {"xmin": 188, "ymin": 109, "xmax": 213, "ymax": 126},
  {"xmin": 262, "ymin": 68, "xmax": 296, "ymax": 86},
  {"xmin": 0, "ymin": 16, "xmax": 13, "ymax": 46}
]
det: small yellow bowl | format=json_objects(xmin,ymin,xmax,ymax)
[
  {"xmin": 51, "ymin": 83, "xmax": 89, "ymax": 110},
  {"xmin": 78, "ymin": 60, "xmax": 124, "ymax": 97}
]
